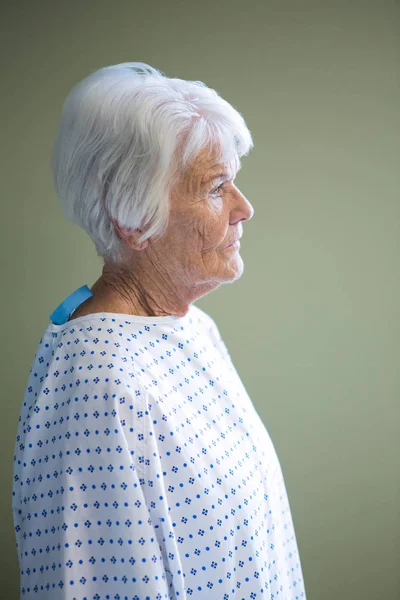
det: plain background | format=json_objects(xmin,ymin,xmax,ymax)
[{"xmin": 1, "ymin": 1, "xmax": 399, "ymax": 598}]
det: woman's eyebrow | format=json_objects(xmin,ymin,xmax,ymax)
[
  {"xmin": 203, "ymin": 172, "xmax": 229, "ymax": 185},
  {"xmin": 202, "ymin": 164, "xmax": 242, "ymax": 186}
]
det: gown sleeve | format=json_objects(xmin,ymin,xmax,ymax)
[{"xmin": 13, "ymin": 368, "xmax": 177, "ymax": 599}]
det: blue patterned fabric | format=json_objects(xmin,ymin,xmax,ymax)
[{"xmin": 12, "ymin": 303, "xmax": 307, "ymax": 599}]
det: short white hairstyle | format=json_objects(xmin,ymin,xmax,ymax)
[{"xmin": 51, "ymin": 62, "xmax": 254, "ymax": 263}]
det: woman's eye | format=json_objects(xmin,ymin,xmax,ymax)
[{"xmin": 211, "ymin": 183, "xmax": 223, "ymax": 196}]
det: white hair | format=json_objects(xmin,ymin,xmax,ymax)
[{"xmin": 51, "ymin": 62, "xmax": 254, "ymax": 263}]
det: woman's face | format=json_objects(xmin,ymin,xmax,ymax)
[{"xmin": 151, "ymin": 147, "xmax": 254, "ymax": 290}]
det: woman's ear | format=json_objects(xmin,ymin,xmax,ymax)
[{"xmin": 111, "ymin": 217, "xmax": 149, "ymax": 251}]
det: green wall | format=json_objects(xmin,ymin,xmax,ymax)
[{"xmin": 1, "ymin": 1, "xmax": 399, "ymax": 598}]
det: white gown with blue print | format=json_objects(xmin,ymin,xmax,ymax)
[{"xmin": 12, "ymin": 303, "xmax": 307, "ymax": 599}]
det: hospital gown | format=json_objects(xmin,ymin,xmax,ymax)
[{"xmin": 12, "ymin": 303, "xmax": 307, "ymax": 599}]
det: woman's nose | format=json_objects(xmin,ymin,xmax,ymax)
[{"xmin": 238, "ymin": 191, "xmax": 255, "ymax": 222}]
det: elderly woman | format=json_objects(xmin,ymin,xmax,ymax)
[{"xmin": 12, "ymin": 62, "xmax": 307, "ymax": 599}]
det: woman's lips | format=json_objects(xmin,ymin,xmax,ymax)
[{"xmin": 225, "ymin": 240, "xmax": 240, "ymax": 249}]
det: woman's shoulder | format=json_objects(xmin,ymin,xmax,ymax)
[{"xmin": 190, "ymin": 303, "xmax": 218, "ymax": 330}]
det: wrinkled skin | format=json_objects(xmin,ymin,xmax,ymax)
[{"xmin": 72, "ymin": 146, "xmax": 255, "ymax": 319}]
